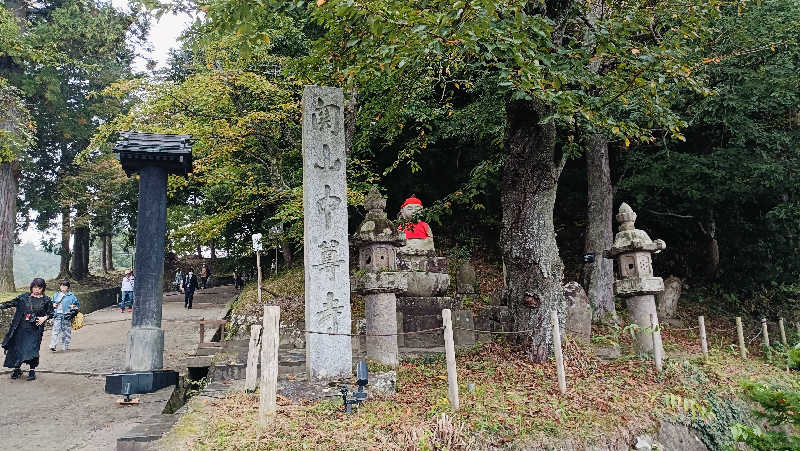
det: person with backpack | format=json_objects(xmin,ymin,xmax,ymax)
[{"xmin": 49, "ymin": 280, "xmax": 80, "ymax": 352}]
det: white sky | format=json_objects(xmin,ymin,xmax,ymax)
[{"xmin": 19, "ymin": 1, "xmax": 192, "ymax": 246}]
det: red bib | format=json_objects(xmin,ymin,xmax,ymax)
[{"xmin": 401, "ymin": 221, "xmax": 431, "ymax": 240}]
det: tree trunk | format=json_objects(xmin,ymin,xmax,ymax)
[
  {"xmin": 502, "ymin": 100, "xmax": 566, "ymax": 363},
  {"xmin": 58, "ymin": 208, "xmax": 72, "ymax": 279},
  {"xmin": 582, "ymin": 134, "xmax": 617, "ymax": 323},
  {"xmin": 106, "ymin": 235, "xmax": 114, "ymax": 270},
  {"xmin": 210, "ymin": 242, "xmax": 217, "ymax": 260},
  {"xmin": 702, "ymin": 214, "xmax": 719, "ymax": 280},
  {"xmin": 196, "ymin": 245, "xmax": 202, "ymax": 258},
  {"xmin": 70, "ymin": 218, "xmax": 90, "ymax": 280},
  {"xmin": 101, "ymin": 235, "xmax": 108, "ymax": 273},
  {"xmin": 281, "ymin": 241, "xmax": 293, "ymax": 267},
  {"xmin": 0, "ymin": 162, "xmax": 19, "ymax": 291}
]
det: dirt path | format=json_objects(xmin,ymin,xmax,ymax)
[{"xmin": 0, "ymin": 285, "xmax": 236, "ymax": 451}]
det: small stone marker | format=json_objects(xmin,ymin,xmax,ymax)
[
  {"xmin": 698, "ymin": 316, "xmax": 708, "ymax": 360},
  {"xmin": 736, "ymin": 317, "xmax": 747, "ymax": 358},
  {"xmin": 563, "ymin": 281, "xmax": 592, "ymax": 342},
  {"xmin": 245, "ymin": 325, "xmax": 262, "ymax": 392},
  {"xmin": 455, "ymin": 261, "xmax": 476, "ymax": 294},
  {"xmin": 761, "ymin": 317, "xmax": 770, "ymax": 350},
  {"xmin": 303, "ymin": 85, "xmax": 352, "ymax": 379},
  {"xmin": 656, "ymin": 276, "xmax": 682, "ymax": 320}
]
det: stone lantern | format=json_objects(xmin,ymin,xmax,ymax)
[
  {"xmin": 352, "ymin": 187, "xmax": 407, "ymax": 366},
  {"xmin": 604, "ymin": 203, "xmax": 666, "ymax": 355}
]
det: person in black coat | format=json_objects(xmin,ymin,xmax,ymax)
[
  {"xmin": 1, "ymin": 278, "xmax": 54, "ymax": 381},
  {"xmin": 182, "ymin": 269, "xmax": 199, "ymax": 309}
]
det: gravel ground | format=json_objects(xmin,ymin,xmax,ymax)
[{"xmin": 0, "ymin": 285, "xmax": 235, "ymax": 451}]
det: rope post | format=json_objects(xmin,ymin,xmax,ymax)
[
  {"xmin": 199, "ymin": 320, "xmax": 205, "ymax": 344},
  {"xmin": 551, "ymin": 309, "xmax": 566, "ymax": 393},
  {"xmin": 736, "ymin": 317, "xmax": 747, "ymax": 359},
  {"xmin": 256, "ymin": 250, "xmax": 262, "ymax": 305},
  {"xmin": 442, "ymin": 309, "xmax": 460, "ymax": 410},
  {"xmin": 698, "ymin": 316, "xmax": 708, "ymax": 360},
  {"xmin": 778, "ymin": 318, "xmax": 787, "ymax": 346},
  {"xmin": 259, "ymin": 306, "xmax": 280, "ymax": 425},
  {"xmin": 761, "ymin": 317, "xmax": 770, "ymax": 353},
  {"xmin": 650, "ymin": 314, "xmax": 663, "ymax": 372},
  {"xmin": 245, "ymin": 325, "xmax": 262, "ymax": 392}
]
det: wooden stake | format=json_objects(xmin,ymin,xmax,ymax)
[
  {"xmin": 736, "ymin": 317, "xmax": 747, "ymax": 359},
  {"xmin": 698, "ymin": 316, "xmax": 708, "ymax": 360},
  {"xmin": 256, "ymin": 250, "xmax": 262, "ymax": 305},
  {"xmin": 650, "ymin": 314, "xmax": 663, "ymax": 372},
  {"xmin": 761, "ymin": 317, "xmax": 770, "ymax": 349},
  {"xmin": 259, "ymin": 306, "xmax": 280, "ymax": 425},
  {"xmin": 778, "ymin": 318, "xmax": 787, "ymax": 346},
  {"xmin": 551, "ymin": 309, "xmax": 566, "ymax": 393},
  {"xmin": 245, "ymin": 325, "xmax": 262, "ymax": 392},
  {"xmin": 442, "ymin": 309, "xmax": 460, "ymax": 410}
]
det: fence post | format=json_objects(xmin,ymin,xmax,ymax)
[
  {"xmin": 761, "ymin": 317, "xmax": 770, "ymax": 350},
  {"xmin": 698, "ymin": 316, "xmax": 708, "ymax": 360},
  {"xmin": 259, "ymin": 306, "xmax": 280, "ymax": 425},
  {"xmin": 650, "ymin": 314, "xmax": 663, "ymax": 372},
  {"xmin": 442, "ymin": 309, "xmax": 460, "ymax": 410},
  {"xmin": 256, "ymin": 250, "xmax": 262, "ymax": 305},
  {"xmin": 778, "ymin": 318, "xmax": 787, "ymax": 346},
  {"xmin": 736, "ymin": 317, "xmax": 747, "ymax": 359},
  {"xmin": 245, "ymin": 325, "xmax": 262, "ymax": 392},
  {"xmin": 551, "ymin": 310, "xmax": 566, "ymax": 393}
]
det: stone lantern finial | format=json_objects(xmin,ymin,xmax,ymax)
[
  {"xmin": 364, "ymin": 186, "xmax": 387, "ymax": 220},
  {"xmin": 616, "ymin": 202, "xmax": 637, "ymax": 231}
]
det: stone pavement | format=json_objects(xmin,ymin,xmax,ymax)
[{"xmin": 0, "ymin": 284, "xmax": 235, "ymax": 451}]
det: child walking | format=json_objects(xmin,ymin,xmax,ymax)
[{"xmin": 50, "ymin": 280, "xmax": 80, "ymax": 352}]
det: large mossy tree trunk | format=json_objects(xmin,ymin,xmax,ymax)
[
  {"xmin": 105, "ymin": 235, "xmax": 114, "ymax": 271},
  {"xmin": 0, "ymin": 162, "xmax": 19, "ymax": 291},
  {"xmin": 70, "ymin": 211, "xmax": 90, "ymax": 280},
  {"xmin": 582, "ymin": 134, "xmax": 617, "ymax": 323},
  {"xmin": 502, "ymin": 99, "xmax": 566, "ymax": 363}
]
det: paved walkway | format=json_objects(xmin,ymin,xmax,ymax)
[{"xmin": 0, "ymin": 285, "xmax": 236, "ymax": 451}]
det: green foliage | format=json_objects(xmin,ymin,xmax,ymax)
[
  {"xmin": 0, "ymin": 78, "xmax": 35, "ymax": 163},
  {"xmin": 731, "ymin": 381, "xmax": 800, "ymax": 450}
]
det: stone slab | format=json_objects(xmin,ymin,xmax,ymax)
[
  {"xmin": 303, "ymin": 85, "xmax": 352, "ymax": 380},
  {"xmin": 352, "ymin": 271, "xmax": 407, "ymax": 293},
  {"xmin": 105, "ymin": 370, "xmax": 179, "ymax": 395},
  {"xmin": 396, "ymin": 296, "xmax": 460, "ymax": 315},
  {"xmin": 614, "ymin": 276, "xmax": 664, "ymax": 297},
  {"xmin": 403, "ymin": 272, "xmax": 450, "ymax": 297},
  {"xmin": 453, "ymin": 309, "xmax": 476, "ymax": 346}
]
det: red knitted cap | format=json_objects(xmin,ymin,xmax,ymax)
[{"xmin": 401, "ymin": 196, "xmax": 423, "ymax": 209}]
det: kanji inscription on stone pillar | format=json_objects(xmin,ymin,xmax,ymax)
[{"xmin": 303, "ymin": 85, "xmax": 352, "ymax": 379}]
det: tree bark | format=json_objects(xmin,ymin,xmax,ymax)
[
  {"xmin": 0, "ymin": 162, "xmax": 19, "ymax": 291},
  {"xmin": 58, "ymin": 208, "xmax": 72, "ymax": 279},
  {"xmin": 702, "ymin": 214, "xmax": 719, "ymax": 280},
  {"xmin": 196, "ymin": 245, "xmax": 202, "ymax": 258},
  {"xmin": 106, "ymin": 235, "xmax": 114, "ymax": 270},
  {"xmin": 101, "ymin": 235, "xmax": 108, "ymax": 273},
  {"xmin": 70, "ymin": 213, "xmax": 90, "ymax": 280},
  {"xmin": 281, "ymin": 240, "xmax": 293, "ymax": 268},
  {"xmin": 582, "ymin": 134, "xmax": 617, "ymax": 323},
  {"xmin": 502, "ymin": 100, "xmax": 566, "ymax": 363},
  {"xmin": 210, "ymin": 242, "xmax": 217, "ymax": 260}
]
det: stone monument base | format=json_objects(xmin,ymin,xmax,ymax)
[
  {"xmin": 126, "ymin": 327, "xmax": 165, "ymax": 371},
  {"xmin": 105, "ymin": 369, "xmax": 178, "ymax": 395}
]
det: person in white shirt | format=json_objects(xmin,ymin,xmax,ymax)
[{"xmin": 120, "ymin": 271, "xmax": 134, "ymax": 313}]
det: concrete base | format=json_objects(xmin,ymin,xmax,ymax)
[
  {"xmin": 126, "ymin": 327, "xmax": 165, "ymax": 371},
  {"xmin": 365, "ymin": 293, "xmax": 398, "ymax": 367},
  {"xmin": 625, "ymin": 295, "xmax": 662, "ymax": 355},
  {"xmin": 105, "ymin": 370, "xmax": 179, "ymax": 395}
]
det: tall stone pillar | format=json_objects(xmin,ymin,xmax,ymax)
[
  {"xmin": 127, "ymin": 166, "xmax": 168, "ymax": 370},
  {"xmin": 105, "ymin": 132, "xmax": 192, "ymax": 395},
  {"xmin": 353, "ymin": 187, "xmax": 407, "ymax": 367},
  {"xmin": 604, "ymin": 203, "xmax": 666, "ymax": 355},
  {"xmin": 303, "ymin": 86, "xmax": 352, "ymax": 379}
]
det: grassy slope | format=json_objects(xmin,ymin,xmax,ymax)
[{"xmin": 164, "ymin": 321, "xmax": 798, "ymax": 450}]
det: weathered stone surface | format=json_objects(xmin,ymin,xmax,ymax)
[
  {"xmin": 656, "ymin": 420, "xmax": 708, "ymax": 451},
  {"xmin": 656, "ymin": 275, "xmax": 682, "ymax": 319},
  {"xmin": 403, "ymin": 272, "xmax": 450, "ymax": 296},
  {"xmin": 474, "ymin": 306, "xmax": 513, "ymax": 343},
  {"xmin": 396, "ymin": 296, "xmax": 460, "ymax": 315},
  {"xmin": 352, "ymin": 271, "xmax": 407, "ymax": 293},
  {"xmin": 303, "ymin": 85, "xmax": 351, "ymax": 379},
  {"xmin": 456, "ymin": 261, "xmax": 477, "ymax": 294},
  {"xmin": 626, "ymin": 295, "xmax": 661, "ymax": 354},
  {"xmin": 370, "ymin": 371, "xmax": 397, "ymax": 397},
  {"xmin": 403, "ymin": 313, "xmax": 445, "ymax": 348},
  {"xmin": 613, "ymin": 276, "xmax": 664, "ymax": 296},
  {"xmin": 126, "ymin": 327, "xmax": 165, "ymax": 371},
  {"xmin": 396, "ymin": 311, "xmax": 405, "ymax": 348},
  {"xmin": 453, "ymin": 309, "xmax": 476, "ymax": 346},
  {"xmin": 396, "ymin": 254, "xmax": 449, "ymax": 273},
  {"xmin": 592, "ymin": 343, "xmax": 621, "ymax": 360},
  {"xmin": 563, "ymin": 281, "xmax": 592, "ymax": 342},
  {"xmin": 365, "ymin": 292, "xmax": 398, "ymax": 366}
]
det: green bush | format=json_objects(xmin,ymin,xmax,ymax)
[{"xmin": 731, "ymin": 381, "xmax": 800, "ymax": 450}]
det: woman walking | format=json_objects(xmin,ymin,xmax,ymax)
[
  {"xmin": 50, "ymin": 280, "xmax": 80, "ymax": 352},
  {"xmin": 1, "ymin": 278, "xmax": 54, "ymax": 381}
]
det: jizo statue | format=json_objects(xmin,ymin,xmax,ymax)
[{"xmin": 398, "ymin": 196, "xmax": 434, "ymax": 253}]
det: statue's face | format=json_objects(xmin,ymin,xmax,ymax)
[{"xmin": 401, "ymin": 203, "xmax": 423, "ymax": 220}]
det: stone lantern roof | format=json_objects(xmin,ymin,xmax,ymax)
[
  {"xmin": 604, "ymin": 203, "xmax": 666, "ymax": 258},
  {"xmin": 353, "ymin": 187, "xmax": 406, "ymax": 247},
  {"xmin": 113, "ymin": 131, "xmax": 193, "ymax": 177}
]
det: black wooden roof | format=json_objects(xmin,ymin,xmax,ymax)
[{"xmin": 113, "ymin": 132, "xmax": 193, "ymax": 176}]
